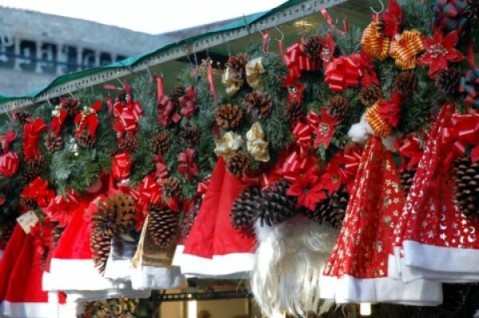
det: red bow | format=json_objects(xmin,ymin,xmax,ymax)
[
  {"xmin": 111, "ymin": 152, "xmax": 132, "ymax": 180},
  {"xmin": 324, "ymin": 55, "xmax": 361, "ymax": 92},
  {"xmin": 284, "ymin": 42, "xmax": 320, "ymax": 80},
  {"xmin": 179, "ymin": 86, "xmax": 197, "ymax": 118},
  {"xmin": 352, "ymin": 52, "xmax": 380, "ymax": 86},
  {"xmin": 21, "ymin": 177, "xmax": 55, "ymax": 208},
  {"xmin": 157, "ymin": 95, "xmax": 181, "ymax": 128},
  {"xmin": 23, "ymin": 118, "xmax": 47, "ymax": 162},
  {"xmin": 279, "ymin": 151, "xmax": 317, "ymax": 183},
  {"xmin": 113, "ymin": 100, "xmax": 143, "ymax": 136},
  {"xmin": 49, "ymin": 108, "xmax": 67, "ymax": 135},
  {"xmin": 178, "ymin": 147, "xmax": 199, "ymax": 180},
  {"xmin": 0, "ymin": 151, "xmax": 19, "ymax": 178},
  {"xmin": 292, "ymin": 122, "xmax": 313, "ymax": 155},
  {"xmin": 43, "ymin": 192, "xmax": 79, "ymax": 227},
  {"xmin": 130, "ymin": 175, "xmax": 162, "ymax": 213},
  {"xmin": 74, "ymin": 100, "xmax": 102, "ymax": 138},
  {"xmin": 443, "ymin": 112, "xmax": 479, "ymax": 165},
  {"xmin": 397, "ymin": 133, "xmax": 425, "ymax": 170}
]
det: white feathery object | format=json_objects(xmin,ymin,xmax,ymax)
[
  {"xmin": 347, "ymin": 113, "xmax": 372, "ymax": 144},
  {"xmin": 251, "ymin": 216, "xmax": 338, "ymax": 317}
]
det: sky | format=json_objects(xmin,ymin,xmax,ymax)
[{"xmin": 0, "ymin": 0, "xmax": 287, "ymax": 34}]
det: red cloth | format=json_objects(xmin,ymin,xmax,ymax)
[{"xmin": 0, "ymin": 225, "xmax": 27, "ymax": 301}]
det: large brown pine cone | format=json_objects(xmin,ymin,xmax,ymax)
[
  {"xmin": 244, "ymin": 91, "xmax": 273, "ymax": 119},
  {"xmin": 226, "ymin": 53, "xmax": 248, "ymax": 80},
  {"xmin": 182, "ymin": 125, "xmax": 200, "ymax": 147},
  {"xmin": 452, "ymin": 155, "xmax": 479, "ymax": 218},
  {"xmin": 285, "ymin": 100, "xmax": 304, "ymax": 124},
  {"xmin": 44, "ymin": 132, "xmax": 64, "ymax": 152},
  {"xmin": 359, "ymin": 85, "xmax": 383, "ymax": 107},
  {"xmin": 435, "ymin": 69, "xmax": 461, "ymax": 96},
  {"xmin": 326, "ymin": 95, "xmax": 349, "ymax": 121},
  {"xmin": 301, "ymin": 35, "xmax": 322, "ymax": 59},
  {"xmin": 147, "ymin": 204, "xmax": 179, "ymax": 249},
  {"xmin": 161, "ymin": 176, "xmax": 182, "ymax": 199},
  {"xmin": 394, "ymin": 71, "xmax": 418, "ymax": 96},
  {"xmin": 260, "ymin": 180, "xmax": 300, "ymax": 226},
  {"xmin": 230, "ymin": 185, "xmax": 262, "ymax": 231},
  {"xmin": 226, "ymin": 151, "xmax": 252, "ymax": 178},
  {"xmin": 152, "ymin": 132, "xmax": 169, "ymax": 155},
  {"xmin": 62, "ymin": 97, "xmax": 81, "ymax": 117},
  {"xmin": 215, "ymin": 104, "xmax": 243, "ymax": 129},
  {"xmin": 118, "ymin": 134, "xmax": 140, "ymax": 153}
]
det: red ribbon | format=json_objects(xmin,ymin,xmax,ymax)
[
  {"xmin": 153, "ymin": 75, "xmax": 166, "ymax": 103},
  {"xmin": 23, "ymin": 118, "xmax": 47, "ymax": 162},
  {"xmin": 130, "ymin": 175, "xmax": 162, "ymax": 213},
  {"xmin": 320, "ymin": 8, "xmax": 348, "ymax": 35},
  {"xmin": 157, "ymin": 95, "xmax": 181, "ymax": 128},
  {"xmin": 197, "ymin": 177, "xmax": 211, "ymax": 197},
  {"xmin": 73, "ymin": 100, "xmax": 102, "ymax": 138},
  {"xmin": 0, "ymin": 151, "xmax": 19, "ymax": 178},
  {"xmin": 324, "ymin": 55, "xmax": 361, "ymax": 92},
  {"xmin": 43, "ymin": 192, "xmax": 79, "ymax": 227},
  {"xmin": 178, "ymin": 147, "xmax": 199, "ymax": 180},
  {"xmin": 154, "ymin": 156, "xmax": 169, "ymax": 181},
  {"xmin": 179, "ymin": 86, "xmax": 197, "ymax": 118},
  {"xmin": 284, "ymin": 42, "xmax": 320, "ymax": 80},
  {"xmin": 262, "ymin": 31, "xmax": 270, "ymax": 52},
  {"xmin": 292, "ymin": 122, "xmax": 313, "ymax": 155},
  {"xmin": 207, "ymin": 62, "xmax": 217, "ymax": 100},
  {"xmin": 49, "ymin": 109, "xmax": 67, "ymax": 135},
  {"xmin": 397, "ymin": 134, "xmax": 425, "ymax": 170},
  {"xmin": 113, "ymin": 100, "xmax": 143, "ymax": 135},
  {"xmin": 111, "ymin": 152, "xmax": 132, "ymax": 180},
  {"xmin": 279, "ymin": 151, "xmax": 316, "ymax": 183},
  {"xmin": 21, "ymin": 177, "xmax": 55, "ymax": 208},
  {"xmin": 0, "ymin": 130, "xmax": 17, "ymax": 154}
]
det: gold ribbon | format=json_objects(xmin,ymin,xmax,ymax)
[
  {"xmin": 389, "ymin": 30, "xmax": 424, "ymax": 70},
  {"xmin": 214, "ymin": 131, "xmax": 243, "ymax": 158},
  {"xmin": 222, "ymin": 67, "xmax": 244, "ymax": 96},
  {"xmin": 365, "ymin": 102, "xmax": 391, "ymax": 137},
  {"xmin": 246, "ymin": 122, "xmax": 270, "ymax": 162},
  {"xmin": 361, "ymin": 22, "xmax": 391, "ymax": 61},
  {"xmin": 245, "ymin": 57, "xmax": 265, "ymax": 90}
]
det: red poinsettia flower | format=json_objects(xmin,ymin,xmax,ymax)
[
  {"xmin": 319, "ymin": 32, "xmax": 337, "ymax": 65},
  {"xmin": 287, "ymin": 167, "xmax": 327, "ymax": 211},
  {"xmin": 378, "ymin": 92, "xmax": 403, "ymax": 127},
  {"xmin": 314, "ymin": 107, "xmax": 339, "ymax": 149},
  {"xmin": 319, "ymin": 152, "xmax": 346, "ymax": 195},
  {"xmin": 417, "ymin": 30, "xmax": 464, "ymax": 78}
]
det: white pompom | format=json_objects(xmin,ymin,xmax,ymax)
[{"xmin": 348, "ymin": 113, "xmax": 372, "ymax": 144}]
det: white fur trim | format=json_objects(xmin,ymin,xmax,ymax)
[
  {"xmin": 130, "ymin": 266, "xmax": 186, "ymax": 290},
  {"xmin": 48, "ymin": 258, "xmax": 125, "ymax": 291},
  {"xmin": 2, "ymin": 301, "xmax": 57, "ymax": 318},
  {"xmin": 178, "ymin": 252, "xmax": 254, "ymax": 279},
  {"xmin": 403, "ymin": 240, "xmax": 479, "ymax": 280},
  {"xmin": 320, "ymin": 274, "xmax": 442, "ymax": 305}
]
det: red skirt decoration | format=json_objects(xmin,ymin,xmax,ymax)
[
  {"xmin": 392, "ymin": 104, "xmax": 479, "ymax": 283},
  {"xmin": 321, "ymin": 136, "xmax": 442, "ymax": 305},
  {"xmin": 178, "ymin": 158, "xmax": 256, "ymax": 278}
]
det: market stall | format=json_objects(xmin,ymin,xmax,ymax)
[{"xmin": 1, "ymin": 0, "xmax": 479, "ymax": 317}]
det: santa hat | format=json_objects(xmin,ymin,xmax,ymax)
[
  {"xmin": 178, "ymin": 157, "xmax": 256, "ymax": 278},
  {"xmin": 251, "ymin": 216, "xmax": 338, "ymax": 317},
  {"xmin": 320, "ymin": 136, "xmax": 442, "ymax": 305},
  {"xmin": 392, "ymin": 104, "xmax": 479, "ymax": 283}
]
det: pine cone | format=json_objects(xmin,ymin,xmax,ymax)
[
  {"xmin": 44, "ymin": 132, "xmax": 64, "ymax": 152},
  {"xmin": 161, "ymin": 176, "xmax": 182, "ymax": 198},
  {"xmin": 285, "ymin": 100, "xmax": 304, "ymax": 124},
  {"xmin": 118, "ymin": 134, "xmax": 139, "ymax": 153},
  {"xmin": 62, "ymin": 97, "xmax": 81, "ymax": 117},
  {"xmin": 326, "ymin": 95, "xmax": 349, "ymax": 121},
  {"xmin": 22, "ymin": 155, "xmax": 47, "ymax": 185},
  {"xmin": 152, "ymin": 132, "xmax": 169, "ymax": 155},
  {"xmin": 226, "ymin": 151, "xmax": 251, "ymax": 178},
  {"xmin": 301, "ymin": 35, "xmax": 322, "ymax": 59},
  {"xmin": 226, "ymin": 53, "xmax": 248, "ymax": 80},
  {"xmin": 76, "ymin": 129, "xmax": 96, "ymax": 148},
  {"xmin": 244, "ymin": 91, "xmax": 273, "ymax": 119},
  {"xmin": 260, "ymin": 180, "xmax": 300, "ymax": 226},
  {"xmin": 215, "ymin": 104, "xmax": 243, "ymax": 129},
  {"xmin": 400, "ymin": 168, "xmax": 416, "ymax": 195},
  {"xmin": 394, "ymin": 71, "xmax": 418, "ymax": 96},
  {"xmin": 109, "ymin": 193, "xmax": 137, "ymax": 233},
  {"xmin": 359, "ymin": 85, "xmax": 383, "ymax": 107},
  {"xmin": 230, "ymin": 185, "xmax": 262, "ymax": 230},
  {"xmin": 147, "ymin": 204, "xmax": 179, "ymax": 249},
  {"xmin": 435, "ymin": 69, "xmax": 461, "ymax": 96},
  {"xmin": 452, "ymin": 155, "xmax": 479, "ymax": 218},
  {"xmin": 13, "ymin": 110, "xmax": 32, "ymax": 126},
  {"xmin": 170, "ymin": 84, "xmax": 186, "ymax": 105},
  {"xmin": 306, "ymin": 188, "xmax": 348, "ymax": 229},
  {"xmin": 182, "ymin": 125, "xmax": 200, "ymax": 147},
  {"xmin": 90, "ymin": 225, "xmax": 113, "ymax": 274}
]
